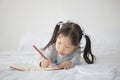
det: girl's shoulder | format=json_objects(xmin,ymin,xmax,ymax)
[
  {"xmin": 48, "ymin": 43, "xmax": 56, "ymax": 49},
  {"xmin": 73, "ymin": 48, "xmax": 82, "ymax": 54},
  {"xmin": 45, "ymin": 43, "xmax": 56, "ymax": 52}
]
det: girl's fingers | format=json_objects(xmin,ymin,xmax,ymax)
[
  {"xmin": 41, "ymin": 59, "xmax": 51, "ymax": 68},
  {"xmin": 44, "ymin": 59, "xmax": 51, "ymax": 64},
  {"xmin": 65, "ymin": 66, "xmax": 70, "ymax": 70},
  {"xmin": 46, "ymin": 59, "xmax": 51, "ymax": 64},
  {"xmin": 57, "ymin": 64, "xmax": 64, "ymax": 69},
  {"xmin": 57, "ymin": 63, "xmax": 71, "ymax": 70},
  {"xmin": 41, "ymin": 62, "xmax": 48, "ymax": 68}
]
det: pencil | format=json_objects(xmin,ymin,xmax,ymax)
[{"xmin": 33, "ymin": 45, "xmax": 49, "ymax": 61}]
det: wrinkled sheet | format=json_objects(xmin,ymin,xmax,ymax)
[{"xmin": 0, "ymin": 51, "xmax": 120, "ymax": 80}]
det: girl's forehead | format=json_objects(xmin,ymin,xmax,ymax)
[
  {"xmin": 58, "ymin": 33, "xmax": 69, "ymax": 38},
  {"xmin": 58, "ymin": 33, "xmax": 69, "ymax": 37},
  {"xmin": 57, "ymin": 34, "xmax": 72, "ymax": 45}
]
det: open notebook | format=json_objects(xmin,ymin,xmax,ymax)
[{"xmin": 9, "ymin": 64, "xmax": 58, "ymax": 71}]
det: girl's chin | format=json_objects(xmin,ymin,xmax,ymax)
[{"xmin": 58, "ymin": 52, "xmax": 65, "ymax": 56}]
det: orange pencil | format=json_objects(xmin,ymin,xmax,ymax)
[{"xmin": 33, "ymin": 45, "xmax": 49, "ymax": 61}]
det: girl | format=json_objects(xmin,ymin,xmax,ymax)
[{"xmin": 40, "ymin": 21, "xmax": 95, "ymax": 70}]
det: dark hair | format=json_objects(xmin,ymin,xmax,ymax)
[{"xmin": 43, "ymin": 21, "xmax": 95, "ymax": 64}]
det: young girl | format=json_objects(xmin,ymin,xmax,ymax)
[{"xmin": 40, "ymin": 21, "xmax": 95, "ymax": 70}]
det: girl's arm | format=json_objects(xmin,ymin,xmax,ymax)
[
  {"xmin": 40, "ymin": 44, "xmax": 57, "ymax": 67},
  {"xmin": 71, "ymin": 51, "xmax": 80, "ymax": 67},
  {"xmin": 39, "ymin": 46, "xmax": 52, "ymax": 67},
  {"xmin": 57, "ymin": 51, "xmax": 80, "ymax": 69}
]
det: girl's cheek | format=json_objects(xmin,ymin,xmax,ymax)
[
  {"xmin": 56, "ymin": 44, "xmax": 59, "ymax": 51},
  {"xmin": 66, "ymin": 49, "xmax": 74, "ymax": 55},
  {"xmin": 57, "ymin": 45, "xmax": 59, "ymax": 51}
]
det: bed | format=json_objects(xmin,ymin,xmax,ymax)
[{"xmin": 0, "ymin": 32, "xmax": 120, "ymax": 80}]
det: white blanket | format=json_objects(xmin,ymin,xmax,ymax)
[{"xmin": 0, "ymin": 51, "xmax": 120, "ymax": 80}]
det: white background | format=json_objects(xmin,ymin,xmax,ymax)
[{"xmin": 0, "ymin": 0, "xmax": 120, "ymax": 55}]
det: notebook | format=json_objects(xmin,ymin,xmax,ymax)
[{"xmin": 9, "ymin": 64, "xmax": 58, "ymax": 71}]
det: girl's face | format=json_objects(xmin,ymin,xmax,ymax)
[{"xmin": 56, "ymin": 33, "xmax": 77, "ymax": 56}]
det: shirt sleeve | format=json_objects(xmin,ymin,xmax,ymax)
[
  {"xmin": 71, "ymin": 49, "xmax": 81, "ymax": 67},
  {"xmin": 43, "ymin": 45, "xmax": 53, "ymax": 60},
  {"xmin": 42, "ymin": 44, "xmax": 57, "ymax": 64}
]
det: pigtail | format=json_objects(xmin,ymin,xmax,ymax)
[
  {"xmin": 83, "ymin": 35, "xmax": 95, "ymax": 64},
  {"xmin": 43, "ymin": 22, "xmax": 61, "ymax": 50}
]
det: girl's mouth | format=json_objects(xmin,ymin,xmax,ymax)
[{"xmin": 59, "ymin": 52, "xmax": 64, "ymax": 55}]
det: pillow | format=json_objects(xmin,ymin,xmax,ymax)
[{"xmin": 18, "ymin": 32, "xmax": 52, "ymax": 51}]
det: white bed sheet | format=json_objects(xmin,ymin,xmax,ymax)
[{"xmin": 0, "ymin": 51, "xmax": 120, "ymax": 80}]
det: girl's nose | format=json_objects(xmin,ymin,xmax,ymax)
[{"xmin": 60, "ymin": 46, "xmax": 65, "ymax": 52}]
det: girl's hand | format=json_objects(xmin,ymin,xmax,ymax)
[
  {"xmin": 57, "ymin": 60, "xmax": 72, "ymax": 70},
  {"xmin": 40, "ymin": 59, "xmax": 51, "ymax": 68}
]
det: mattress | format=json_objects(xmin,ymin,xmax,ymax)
[{"xmin": 0, "ymin": 51, "xmax": 120, "ymax": 80}]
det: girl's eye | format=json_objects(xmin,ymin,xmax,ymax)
[
  {"xmin": 66, "ymin": 47, "xmax": 70, "ymax": 49},
  {"xmin": 58, "ymin": 42, "xmax": 61, "ymax": 45}
]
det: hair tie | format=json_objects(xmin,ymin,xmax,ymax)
[
  {"xmin": 57, "ymin": 21, "xmax": 63, "ymax": 28},
  {"xmin": 82, "ymin": 30, "xmax": 90, "ymax": 38},
  {"xmin": 81, "ymin": 27, "xmax": 86, "ymax": 36}
]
